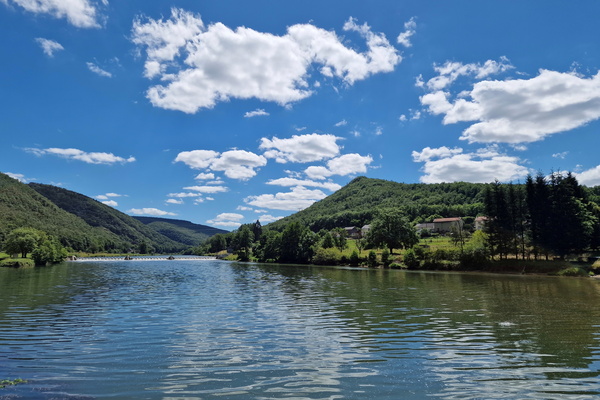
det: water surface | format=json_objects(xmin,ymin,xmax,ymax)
[{"xmin": 1, "ymin": 260, "xmax": 599, "ymax": 399}]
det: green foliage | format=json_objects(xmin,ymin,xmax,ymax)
[
  {"xmin": 32, "ymin": 236, "xmax": 68, "ymax": 265},
  {"xmin": 367, "ymin": 250, "xmax": 378, "ymax": 268},
  {"xmin": 349, "ymin": 249, "xmax": 360, "ymax": 266},
  {"xmin": 4, "ymin": 227, "xmax": 43, "ymax": 258},
  {"xmin": 0, "ymin": 258, "xmax": 34, "ymax": 267},
  {"xmin": 134, "ymin": 216, "xmax": 227, "ymax": 246},
  {"xmin": 267, "ymin": 177, "xmax": 487, "ymax": 232},
  {"xmin": 555, "ymin": 267, "xmax": 589, "ymax": 277},
  {"xmin": 321, "ymin": 232, "xmax": 335, "ymax": 249},
  {"xmin": 381, "ymin": 248, "xmax": 391, "ymax": 267},
  {"xmin": 312, "ymin": 248, "xmax": 341, "ymax": 265},
  {"xmin": 331, "ymin": 227, "xmax": 347, "ymax": 252},
  {"xmin": 402, "ymin": 248, "xmax": 420, "ymax": 269},
  {"xmin": 0, "ymin": 378, "xmax": 27, "ymax": 388},
  {"xmin": 367, "ymin": 209, "xmax": 419, "ymax": 254}
]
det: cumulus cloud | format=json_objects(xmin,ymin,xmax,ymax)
[
  {"xmin": 576, "ymin": 165, "xmax": 600, "ymax": 186},
  {"xmin": 207, "ymin": 212, "xmax": 244, "ymax": 228},
  {"xmin": 266, "ymin": 177, "xmax": 341, "ymax": 191},
  {"xmin": 260, "ymin": 133, "xmax": 341, "ymax": 163},
  {"xmin": 166, "ymin": 198, "xmax": 183, "ymax": 204},
  {"xmin": 183, "ymin": 185, "xmax": 228, "ymax": 194},
  {"xmin": 96, "ymin": 192, "xmax": 124, "ymax": 200},
  {"xmin": 26, "ymin": 147, "xmax": 135, "ymax": 165},
  {"xmin": 245, "ymin": 186, "xmax": 327, "ymax": 211},
  {"xmin": 335, "ymin": 119, "xmax": 347, "ymax": 127},
  {"xmin": 397, "ymin": 17, "xmax": 416, "ymax": 47},
  {"xmin": 2, "ymin": 0, "xmax": 104, "ymax": 28},
  {"xmin": 128, "ymin": 207, "xmax": 176, "ymax": 216},
  {"xmin": 131, "ymin": 9, "xmax": 400, "ymax": 113},
  {"xmin": 35, "ymin": 38, "xmax": 63, "ymax": 57},
  {"xmin": 194, "ymin": 172, "xmax": 215, "ymax": 180},
  {"xmin": 412, "ymin": 146, "xmax": 529, "ymax": 183},
  {"xmin": 175, "ymin": 149, "xmax": 266, "ymax": 180},
  {"xmin": 420, "ymin": 62, "xmax": 600, "ymax": 144},
  {"xmin": 167, "ymin": 192, "xmax": 203, "ymax": 198},
  {"xmin": 244, "ymin": 109, "xmax": 269, "ymax": 118},
  {"xmin": 87, "ymin": 62, "xmax": 112, "ymax": 77},
  {"xmin": 102, "ymin": 200, "xmax": 118, "ymax": 207},
  {"xmin": 552, "ymin": 151, "xmax": 569, "ymax": 159},
  {"xmin": 304, "ymin": 153, "xmax": 373, "ymax": 180},
  {"xmin": 4, "ymin": 172, "xmax": 30, "ymax": 182},
  {"xmin": 423, "ymin": 58, "xmax": 513, "ymax": 91},
  {"xmin": 257, "ymin": 214, "xmax": 283, "ymax": 223}
]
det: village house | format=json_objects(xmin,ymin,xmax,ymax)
[
  {"xmin": 475, "ymin": 216, "xmax": 488, "ymax": 230},
  {"xmin": 343, "ymin": 226, "xmax": 362, "ymax": 239},
  {"xmin": 432, "ymin": 217, "xmax": 463, "ymax": 233}
]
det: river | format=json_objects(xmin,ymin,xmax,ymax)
[{"xmin": 1, "ymin": 259, "xmax": 599, "ymax": 399}]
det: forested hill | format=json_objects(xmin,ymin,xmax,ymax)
[
  {"xmin": 28, "ymin": 182, "xmax": 187, "ymax": 253},
  {"xmin": 267, "ymin": 177, "xmax": 488, "ymax": 231},
  {"xmin": 0, "ymin": 173, "xmax": 126, "ymax": 251},
  {"xmin": 133, "ymin": 217, "xmax": 229, "ymax": 246}
]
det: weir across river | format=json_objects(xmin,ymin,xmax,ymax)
[{"xmin": 71, "ymin": 256, "xmax": 217, "ymax": 262}]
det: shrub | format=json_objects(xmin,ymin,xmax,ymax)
[
  {"xmin": 459, "ymin": 248, "xmax": 490, "ymax": 270},
  {"xmin": 381, "ymin": 248, "xmax": 391, "ymax": 267},
  {"xmin": 367, "ymin": 250, "xmax": 378, "ymax": 268},
  {"xmin": 349, "ymin": 250, "xmax": 360, "ymax": 266},
  {"xmin": 403, "ymin": 248, "xmax": 420, "ymax": 269},
  {"xmin": 555, "ymin": 267, "xmax": 589, "ymax": 277},
  {"xmin": 312, "ymin": 248, "xmax": 341, "ymax": 265}
]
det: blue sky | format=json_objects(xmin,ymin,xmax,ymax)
[{"xmin": 2, "ymin": 1, "xmax": 600, "ymax": 229}]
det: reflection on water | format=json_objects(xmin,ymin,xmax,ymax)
[{"xmin": 1, "ymin": 261, "xmax": 600, "ymax": 399}]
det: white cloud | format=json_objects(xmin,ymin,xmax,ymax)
[
  {"xmin": 244, "ymin": 109, "xmax": 269, "ymax": 118},
  {"xmin": 210, "ymin": 150, "xmax": 267, "ymax": 180},
  {"xmin": 132, "ymin": 9, "xmax": 400, "ymax": 113},
  {"xmin": 128, "ymin": 207, "xmax": 176, "ymax": 216},
  {"xmin": 102, "ymin": 200, "xmax": 118, "ymax": 207},
  {"xmin": 335, "ymin": 119, "xmax": 348, "ymax": 127},
  {"xmin": 552, "ymin": 151, "xmax": 569, "ymax": 159},
  {"xmin": 421, "ymin": 64, "xmax": 600, "ymax": 144},
  {"xmin": 257, "ymin": 214, "xmax": 283, "ymax": 223},
  {"xmin": 305, "ymin": 153, "xmax": 373, "ymax": 180},
  {"xmin": 194, "ymin": 172, "xmax": 215, "ymax": 180},
  {"xmin": 396, "ymin": 17, "xmax": 416, "ymax": 48},
  {"xmin": 87, "ymin": 62, "xmax": 112, "ymax": 77},
  {"xmin": 35, "ymin": 38, "xmax": 63, "ymax": 57},
  {"xmin": 576, "ymin": 165, "xmax": 600, "ymax": 186},
  {"xmin": 266, "ymin": 177, "xmax": 341, "ymax": 191},
  {"xmin": 411, "ymin": 146, "xmax": 463, "ymax": 162},
  {"xmin": 424, "ymin": 58, "xmax": 513, "ymax": 91},
  {"xmin": 175, "ymin": 149, "xmax": 266, "ymax": 180},
  {"xmin": 412, "ymin": 146, "xmax": 529, "ymax": 183},
  {"xmin": 3, "ymin": 0, "xmax": 103, "ymax": 28},
  {"xmin": 4, "ymin": 172, "xmax": 30, "ymax": 182},
  {"xmin": 96, "ymin": 192, "xmax": 123, "ymax": 200},
  {"xmin": 183, "ymin": 185, "xmax": 228, "ymax": 194},
  {"xmin": 245, "ymin": 186, "xmax": 327, "ymax": 211},
  {"xmin": 26, "ymin": 147, "xmax": 135, "ymax": 165},
  {"xmin": 237, "ymin": 206, "xmax": 253, "ymax": 211},
  {"xmin": 260, "ymin": 133, "xmax": 341, "ymax": 163},
  {"xmin": 207, "ymin": 212, "xmax": 244, "ymax": 228},
  {"xmin": 167, "ymin": 192, "xmax": 203, "ymax": 198},
  {"xmin": 166, "ymin": 198, "xmax": 183, "ymax": 204}
]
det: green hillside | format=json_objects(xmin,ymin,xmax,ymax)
[
  {"xmin": 134, "ymin": 216, "xmax": 229, "ymax": 246},
  {"xmin": 0, "ymin": 173, "xmax": 125, "ymax": 251},
  {"xmin": 267, "ymin": 176, "xmax": 488, "ymax": 231},
  {"xmin": 29, "ymin": 182, "xmax": 187, "ymax": 253}
]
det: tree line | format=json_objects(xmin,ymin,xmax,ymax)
[
  {"xmin": 195, "ymin": 209, "xmax": 419, "ymax": 265},
  {"xmin": 484, "ymin": 172, "xmax": 600, "ymax": 260}
]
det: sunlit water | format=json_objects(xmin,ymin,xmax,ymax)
[{"xmin": 1, "ymin": 260, "xmax": 600, "ymax": 399}]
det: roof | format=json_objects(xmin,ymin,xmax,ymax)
[{"xmin": 433, "ymin": 217, "xmax": 462, "ymax": 223}]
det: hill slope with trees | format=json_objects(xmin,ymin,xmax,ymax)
[
  {"xmin": 267, "ymin": 176, "xmax": 488, "ymax": 231},
  {"xmin": 133, "ymin": 216, "xmax": 228, "ymax": 246},
  {"xmin": 29, "ymin": 182, "xmax": 187, "ymax": 253},
  {"xmin": 0, "ymin": 173, "xmax": 126, "ymax": 252}
]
